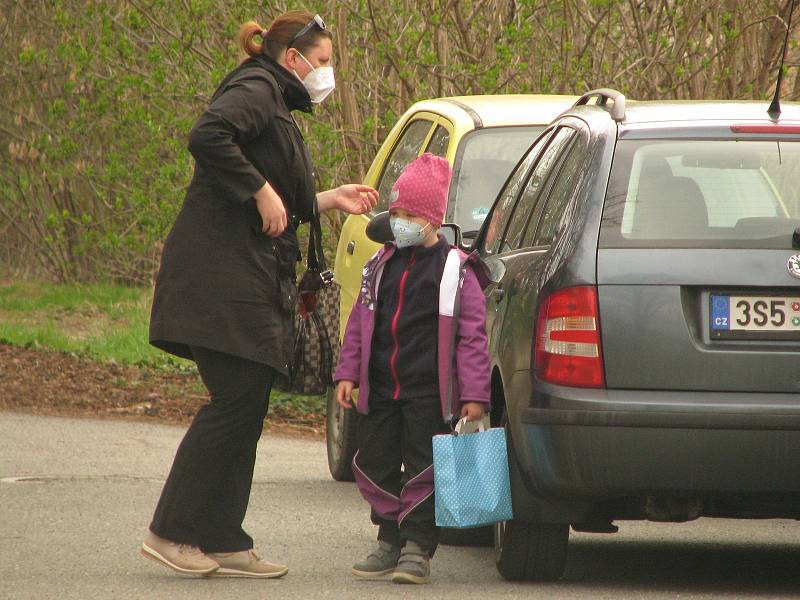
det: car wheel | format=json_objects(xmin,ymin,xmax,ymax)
[
  {"xmin": 440, "ymin": 525, "xmax": 494, "ymax": 547},
  {"xmin": 494, "ymin": 420, "xmax": 568, "ymax": 581},
  {"xmin": 494, "ymin": 517, "xmax": 568, "ymax": 581},
  {"xmin": 325, "ymin": 386, "xmax": 357, "ymax": 481}
]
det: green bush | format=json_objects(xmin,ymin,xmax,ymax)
[{"xmin": 1, "ymin": 0, "xmax": 794, "ymax": 283}]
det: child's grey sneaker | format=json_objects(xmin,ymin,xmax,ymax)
[
  {"xmin": 352, "ymin": 540, "xmax": 400, "ymax": 579},
  {"xmin": 391, "ymin": 541, "xmax": 430, "ymax": 584}
]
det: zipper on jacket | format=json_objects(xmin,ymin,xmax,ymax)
[{"xmin": 389, "ymin": 249, "xmax": 417, "ymax": 400}]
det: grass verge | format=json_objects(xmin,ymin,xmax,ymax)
[{"xmin": 0, "ymin": 280, "xmax": 326, "ymax": 416}]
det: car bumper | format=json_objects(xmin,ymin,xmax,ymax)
[{"xmin": 513, "ymin": 384, "xmax": 800, "ymax": 499}]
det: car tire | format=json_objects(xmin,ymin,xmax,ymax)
[
  {"xmin": 494, "ymin": 518, "xmax": 568, "ymax": 581},
  {"xmin": 494, "ymin": 421, "xmax": 569, "ymax": 581},
  {"xmin": 325, "ymin": 386, "xmax": 357, "ymax": 481}
]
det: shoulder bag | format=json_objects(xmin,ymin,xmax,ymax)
[{"xmin": 273, "ymin": 202, "xmax": 340, "ymax": 396}]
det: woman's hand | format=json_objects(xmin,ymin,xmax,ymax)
[
  {"xmin": 317, "ymin": 184, "xmax": 378, "ymax": 215},
  {"xmin": 460, "ymin": 402, "xmax": 485, "ymax": 422},
  {"xmin": 335, "ymin": 380, "xmax": 356, "ymax": 409},
  {"xmin": 254, "ymin": 181, "xmax": 287, "ymax": 237}
]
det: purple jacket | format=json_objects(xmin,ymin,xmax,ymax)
[{"xmin": 334, "ymin": 243, "xmax": 491, "ymax": 422}]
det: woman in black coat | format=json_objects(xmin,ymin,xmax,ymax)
[{"xmin": 140, "ymin": 10, "xmax": 377, "ymax": 578}]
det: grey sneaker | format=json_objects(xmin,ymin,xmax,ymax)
[
  {"xmin": 140, "ymin": 531, "xmax": 219, "ymax": 575},
  {"xmin": 205, "ymin": 549, "xmax": 288, "ymax": 579},
  {"xmin": 352, "ymin": 540, "xmax": 400, "ymax": 579},
  {"xmin": 391, "ymin": 541, "xmax": 430, "ymax": 584}
]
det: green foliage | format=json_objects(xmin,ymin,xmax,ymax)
[
  {"xmin": 1, "ymin": 0, "xmax": 797, "ymax": 283},
  {"xmin": 270, "ymin": 389, "xmax": 326, "ymax": 413}
]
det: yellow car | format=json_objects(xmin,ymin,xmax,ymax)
[{"xmin": 326, "ymin": 94, "xmax": 577, "ymax": 481}]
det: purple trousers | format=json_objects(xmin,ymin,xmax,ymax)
[{"xmin": 352, "ymin": 394, "xmax": 449, "ymax": 556}]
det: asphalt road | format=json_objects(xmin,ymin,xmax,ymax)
[{"xmin": 2, "ymin": 411, "xmax": 800, "ymax": 600}]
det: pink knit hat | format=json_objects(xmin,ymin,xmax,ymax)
[{"xmin": 389, "ymin": 153, "xmax": 451, "ymax": 228}]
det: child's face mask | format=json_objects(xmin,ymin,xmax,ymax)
[{"xmin": 390, "ymin": 217, "xmax": 431, "ymax": 248}]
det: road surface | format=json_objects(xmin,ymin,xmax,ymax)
[{"xmin": 2, "ymin": 412, "xmax": 799, "ymax": 599}]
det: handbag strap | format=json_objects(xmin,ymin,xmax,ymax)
[{"xmin": 307, "ymin": 199, "xmax": 333, "ymax": 286}]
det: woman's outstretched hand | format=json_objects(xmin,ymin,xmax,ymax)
[{"xmin": 318, "ymin": 184, "xmax": 378, "ymax": 215}]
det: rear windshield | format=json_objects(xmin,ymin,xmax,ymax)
[
  {"xmin": 600, "ymin": 139, "xmax": 800, "ymax": 248},
  {"xmin": 450, "ymin": 126, "xmax": 543, "ymax": 242}
]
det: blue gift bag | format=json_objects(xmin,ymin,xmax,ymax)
[{"xmin": 432, "ymin": 419, "xmax": 513, "ymax": 528}]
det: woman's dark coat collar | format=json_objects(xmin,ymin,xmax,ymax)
[{"xmin": 253, "ymin": 54, "xmax": 313, "ymax": 114}]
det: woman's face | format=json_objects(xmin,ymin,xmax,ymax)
[{"xmin": 284, "ymin": 38, "xmax": 333, "ymax": 79}]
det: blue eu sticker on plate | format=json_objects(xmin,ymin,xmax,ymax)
[{"xmin": 710, "ymin": 295, "xmax": 730, "ymax": 330}]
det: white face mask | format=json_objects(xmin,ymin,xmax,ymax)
[
  {"xmin": 293, "ymin": 51, "xmax": 335, "ymax": 104},
  {"xmin": 390, "ymin": 217, "xmax": 432, "ymax": 248}
]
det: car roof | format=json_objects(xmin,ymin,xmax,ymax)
[
  {"xmin": 622, "ymin": 100, "xmax": 800, "ymax": 125},
  {"xmin": 408, "ymin": 94, "xmax": 578, "ymax": 128},
  {"xmin": 569, "ymin": 99, "xmax": 800, "ymax": 138}
]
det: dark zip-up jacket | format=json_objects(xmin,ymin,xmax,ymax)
[
  {"xmin": 149, "ymin": 54, "xmax": 315, "ymax": 374},
  {"xmin": 335, "ymin": 239, "xmax": 492, "ymax": 422},
  {"xmin": 369, "ymin": 237, "xmax": 450, "ymax": 400}
]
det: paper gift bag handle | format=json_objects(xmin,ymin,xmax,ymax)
[{"xmin": 453, "ymin": 416, "xmax": 486, "ymax": 435}]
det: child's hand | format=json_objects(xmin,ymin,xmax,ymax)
[
  {"xmin": 460, "ymin": 402, "xmax": 485, "ymax": 422},
  {"xmin": 335, "ymin": 380, "xmax": 356, "ymax": 409}
]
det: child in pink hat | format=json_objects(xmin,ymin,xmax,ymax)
[{"xmin": 334, "ymin": 153, "xmax": 491, "ymax": 584}]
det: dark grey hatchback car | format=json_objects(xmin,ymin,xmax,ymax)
[{"xmin": 477, "ymin": 89, "xmax": 800, "ymax": 581}]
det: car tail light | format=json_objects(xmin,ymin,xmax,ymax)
[{"xmin": 535, "ymin": 286, "xmax": 605, "ymax": 388}]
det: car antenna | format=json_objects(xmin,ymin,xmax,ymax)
[{"xmin": 768, "ymin": 0, "xmax": 796, "ymax": 121}]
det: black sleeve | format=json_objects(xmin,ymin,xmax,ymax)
[{"xmin": 187, "ymin": 77, "xmax": 275, "ymax": 203}]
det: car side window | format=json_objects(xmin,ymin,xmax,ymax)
[
  {"xmin": 376, "ymin": 119, "xmax": 434, "ymax": 210},
  {"xmin": 528, "ymin": 132, "xmax": 589, "ymax": 247},
  {"xmin": 503, "ymin": 127, "xmax": 576, "ymax": 251},
  {"xmin": 425, "ymin": 125, "xmax": 450, "ymax": 158},
  {"xmin": 482, "ymin": 131, "xmax": 553, "ymax": 256}
]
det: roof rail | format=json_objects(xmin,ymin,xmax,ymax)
[{"xmin": 574, "ymin": 88, "xmax": 626, "ymax": 122}]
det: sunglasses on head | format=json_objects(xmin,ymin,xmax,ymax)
[{"xmin": 288, "ymin": 14, "xmax": 326, "ymax": 47}]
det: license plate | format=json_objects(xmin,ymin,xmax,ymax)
[{"xmin": 710, "ymin": 294, "xmax": 800, "ymax": 339}]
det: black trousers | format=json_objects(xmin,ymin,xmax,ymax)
[
  {"xmin": 149, "ymin": 346, "xmax": 275, "ymax": 553},
  {"xmin": 354, "ymin": 394, "xmax": 449, "ymax": 556}
]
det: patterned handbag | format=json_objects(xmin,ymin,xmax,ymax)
[
  {"xmin": 432, "ymin": 417, "xmax": 514, "ymax": 528},
  {"xmin": 273, "ymin": 203, "xmax": 338, "ymax": 396}
]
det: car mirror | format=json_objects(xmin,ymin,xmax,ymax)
[
  {"xmin": 439, "ymin": 223, "xmax": 463, "ymax": 248},
  {"xmin": 365, "ymin": 211, "xmax": 393, "ymax": 244},
  {"xmin": 482, "ymin": 256, "xmax": 506, "ymax": 285}
]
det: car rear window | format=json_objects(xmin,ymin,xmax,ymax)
[
  {"xmin": 450, "ymin": 126, "xmax": 543, "ymax": 241},
  {"xmin": 600, "ymin": 139, "xmax": 800, "ymax": 248}
]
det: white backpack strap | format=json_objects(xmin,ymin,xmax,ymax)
[{"xmin": 439, "ymin": 248, "xmax": 462, "ymax": 317}]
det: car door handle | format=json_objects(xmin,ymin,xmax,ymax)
[
  {"xmin": 347, "ymin": 241, "xmax": 356, "ymax": 255},
  {"xmin": 491, "ymin": 287, "xmax": 505, "ymax": 301}
]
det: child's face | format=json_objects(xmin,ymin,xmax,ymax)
[{"xmin": 389, "ymin": 207, "xmax": 439, "ymax": 247}]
